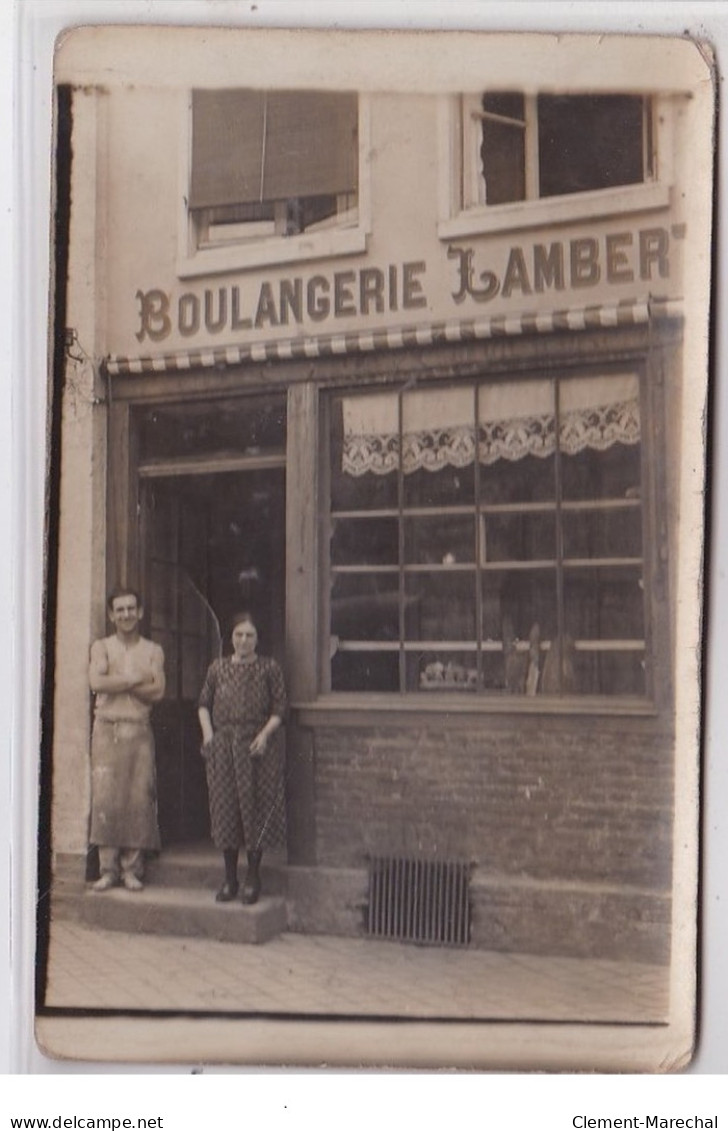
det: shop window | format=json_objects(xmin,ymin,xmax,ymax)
[
  {"xmin": 327, "ymin": 372, "xmax": 647, "ymax": 698},
  {"xmin": 439, "ymin": 91, "xmax": 669, "ymax": 239},
  {"xmin": 180, "ymin": 89, "xmax": 367, "ymax": 276}
]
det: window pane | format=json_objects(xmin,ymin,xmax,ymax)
[
  {"xmin": 562, "ymin": 443, "xmax": 642, "ymax": 503},
  {"xmin": 480, "ymin": 93, "xmax": 526, "ymax": 204},
  {"xmin": 479, "ymin": 651, "xmax": 513, "ymax": 694},
  {"xmin": 181, "ymin": 634, "xmax": 208, "ymax": 702},
  {"xmin": 149, "ymin": 496, "xmax": 178, "ymax": 560},
  {"xmin": 403, "ymin": 464, "xmax": 475, "ymax": 508},
  {"xmin": 402, "ymin": 385, "xmax": 476, "ymax": 507},
  {"xmin": 289, "ymin": 194, "xmax": 339, "ymax": 233},
  {"xmin": 571, "ymin": 649, "xmax": 646, "ymax": 696},
  {"xmin": 562, "ymin": 506, "xmax": 642, "ymax": 560},
  {"xmin": 479, "ymin": 378, "xmax": 556, "ymax": 504},
  {"xmin": 204, "ymin": 202, "xmax": 276, "ymax": 225},
  {"xmin": 481, "ymin": 512, "xmax": 556, "ymax": 563},
  {"xmin": 404, "ymin": 515, "xmax": 475, "ymax": 565},
  {"xmin": 480, "ymin": 453, "xmax": 555, "ymax": 505},
  {"xmin": 180, "ymin": 579, "xmax": 210, "ymax": 635},
  {"xmin": 331, "ymin": 650, "xmax": 399, "ymax": 693},
  {"xmin": 559, "ymin": 373, "xmax": 641, "ymax": 502},
  {"xmin": 404, "ymin": 572, "xmax": 477, "ymax": 642},
  {"xmin": 331, "ymin": 574, "xmax": 399, "ymax": 641},
  {"xmin": 179, "ymin": 511, "xmax": 207, "ymax": 586},
  {"xmin": 563, "ymin": 566, "xmax": 645, "ymax": 641},
  {"xmin": 332, "ymin": 516, "xmax": 398, "ymax": 566},
  {"xmin": 484, "ymin": 567, "xmax": 559, "ymax": 643},
  {"xmin": 138, "ymin": 394, "xmax": 286, "ymax": 461},
  {"xmin": 538, "ymin": 95, "xmax": 646, "ymax": 198},
  {"xmin": 331, "ymin": 394, "xmax": 399, "ymax": 511},
  {"xmin": 149, "ymin": 561, "xmax": 177, "ymax": 630}
]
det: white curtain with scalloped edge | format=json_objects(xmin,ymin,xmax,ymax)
[{"xmin": 341, "ymin": 374, "xmax": 640, "ymax": 476}]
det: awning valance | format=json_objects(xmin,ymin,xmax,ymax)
[{"xmin": 105, "ymin": 298, "xmax": 681, "ymax": 377}]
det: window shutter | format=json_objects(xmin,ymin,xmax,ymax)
[
  {"xmin": 189, "ymin": 90, "xmax": 266, "ymax": 209},
  {"xmin": 263, "ymin": 91, "xmax": 358, "ymax": 200},
  {"xmin": 190, "ymin": 89, "xmax": 358, "ymax": 210}
]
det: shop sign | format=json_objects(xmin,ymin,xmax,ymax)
[{"xmin": 134, "ymin": 225, "xmax": 679, "ymax": 344}]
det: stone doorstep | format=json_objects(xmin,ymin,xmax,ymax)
[
  {"xmin": 50, "ymin": 850, "xmax": 671, "ymax": 962},
  {"xmin": 68, "ymin": 885, "xmax": 288, "ymax": 945},
  {"xmin": 146, "ymin": 853, "xmax": 288, "ymax": 895}
]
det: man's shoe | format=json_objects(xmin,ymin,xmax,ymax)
[
  {"xmin": 122, "ymin": 874, "xmax": 144, "ymax": 892},
  {"xmin": 92, "ymin": 873, "xmax": 117, "ymax": 892}
]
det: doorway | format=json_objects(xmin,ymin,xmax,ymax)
[{"xmin": 141, "ymin": 466, "xmax": 286, "ymax": 844}]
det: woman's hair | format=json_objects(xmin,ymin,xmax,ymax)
[{"xmin": 230, "ymin": 610, "xmax": 260, "ymax": 635}]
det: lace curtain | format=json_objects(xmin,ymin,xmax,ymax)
[{"xmin": 342, "ymin": 374, "xmax": 640, "ymax": 476}]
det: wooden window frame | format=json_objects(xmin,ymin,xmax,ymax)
[{"xmin": 437, "ymin": 92, "xmax": 672, "ymax": 241}]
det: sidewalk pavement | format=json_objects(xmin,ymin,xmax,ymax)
[{"xmin": 41, "ymin": 917, "xmax": 670, "ymax": 1024}]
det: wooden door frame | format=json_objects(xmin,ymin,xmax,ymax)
[{"xmin": 106, "ymin": 386, "xmax": 319, "ymax": 858}]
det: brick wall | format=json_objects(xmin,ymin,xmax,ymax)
[{"xmin": 312, "ymin": 718, "xmax": 674, "ymax": 891}]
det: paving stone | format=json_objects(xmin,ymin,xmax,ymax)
[{"xmin": 40, "ymin": 917, "xmax": 670, "ymax": 1025}]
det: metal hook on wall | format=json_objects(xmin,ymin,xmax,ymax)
[{"xmin": 64, "ymin": 327, "xmax": 89, "ymax": 364}]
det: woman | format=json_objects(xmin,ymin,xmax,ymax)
[{"xmin": 198, "ymin": 612, "xmax": 287, "ymax": 905}]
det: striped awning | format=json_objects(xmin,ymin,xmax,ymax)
[{"xmin": 103, "ymin": 298, "xmax": 681, "ymax": 377}]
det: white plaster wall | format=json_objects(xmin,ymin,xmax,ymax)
[
  {"xmin": 96, "ymin": 83, "xmax": 689, "ymax": 359},
  {"xmin": 51, "ymin": 87, "xmax": 109, "ymax": 859}
]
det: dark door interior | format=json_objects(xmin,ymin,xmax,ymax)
[{"xmin": 143, "ymin": 468, "xmax": 286, "ymax": 845}]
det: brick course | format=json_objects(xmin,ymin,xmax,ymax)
[{"xmin": 312, "ymin": 722, "xmax": 673, "ymax": 890}]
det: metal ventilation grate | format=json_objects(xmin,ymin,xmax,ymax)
[{"xmin": 367, "ymin": 855, "xmax": 471, "ymax": 947}]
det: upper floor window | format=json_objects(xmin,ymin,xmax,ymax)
[
  {"xmin": 439, "ymin": 91, "xmax": 670, "ymax": 240},
  {"xmin": 466, "ymin": 93, "xmax": 652, "ymax": 208},
  {"xmin": 179, "ymin": 89, "xmax": 368, "ymax": 277}
]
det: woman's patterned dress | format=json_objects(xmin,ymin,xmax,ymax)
[{"xmin": 198, "ymin": 655, "xmax": 287, "ymax": 851}]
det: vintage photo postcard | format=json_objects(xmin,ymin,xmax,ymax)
[{"xmin": 34, "ymin": 26, "xmax": 714, "ymax": 1070}]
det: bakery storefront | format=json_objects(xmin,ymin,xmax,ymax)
[{"xmin": 49, "ymin": 65, "xmax": 697, "ymax": 962}]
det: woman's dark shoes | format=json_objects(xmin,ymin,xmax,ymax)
[
  {"xmin": 215, "ymin": 880, "xmax": 239, "ymax": 903},
  {"xmin": 241, "ymin": 852, "xmax": 262, "ymax": 905},
  {"xmin": 241, "ymin": 872, "xmax": 261, "ymax": 905}
]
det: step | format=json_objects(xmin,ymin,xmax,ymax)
[
  {"xmin": 59, "ymin": 884, "xmax": 288, "ymax": 945},
  {"xmin": 145, "ymin": 845, "xmax": 288, "ymax": 895}
]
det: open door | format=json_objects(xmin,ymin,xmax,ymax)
[{"xmin": 141, "ymin": 467, "xmax": 286, "ymax": 845}]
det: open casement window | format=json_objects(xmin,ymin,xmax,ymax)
[
  {"xmin": 462, "ymin": 92, "xmax": 654, "ymax": 209},
  {"xmin": 327, "ymin": 372, "xmax": 648, "ymax": 698},
  {"xmin": 189, "ymin": 89, "xmax": 359, "ymax": 249}
]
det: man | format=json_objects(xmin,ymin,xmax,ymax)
[{"xmin": 88, "ymin": 588, "xmax": 165, "ymax": 892}]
